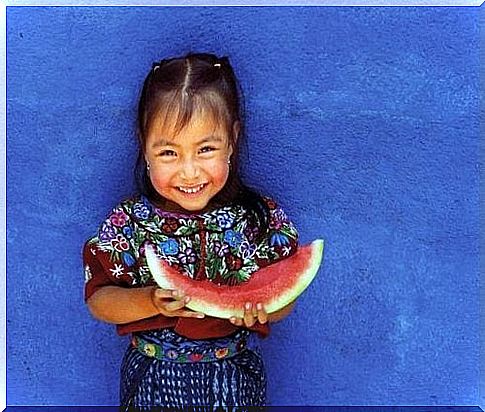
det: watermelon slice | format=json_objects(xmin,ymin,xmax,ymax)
[{"xmin": 145, "ymin": 239, "xmax": 324, "ymax": 319}]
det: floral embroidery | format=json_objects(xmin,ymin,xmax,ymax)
[
  {"xmin": 162, "ymin": 217, "xmax": 179, "ymax": 234},
  {"xmin": 214, "ymin": 240, "xmax": 229, "ymax": 257},
  {"xmin": 137, "ymin": 265, "xmax": 151, "ymax": 284},
  {"xmin": 86, "ymin": 195, "xmax": 299, "ymax": 288},
  {"xmin": 123, "ymin": 226, "xmax": 133, "ymax": 239},
  {"xmin": 227, "ymin": 255, "xmax": 243, "ymax": 271},
  {"xmin": 110, "ymin": 263, "xmax": 124, "ymax": 278},
  {"xmin": 216, "ymin": 212, "xmax": 234, "ymax": 229},
  {"xmin": 133, "ymin": 202, "xmax": 150, "ymax": 220},
  {"xmin": 215, "ymin": 347, "xmax": 230, "ymax": 359},
  {"xmin": 178, "ymin": 247, "xmax": 197, "ymax": 264},
  {"xmin": 84, "ymin": 265, "xmax": 92, "ymax": 283},
  {"xmin": 111, "ymin": 234, "xmax": 130, "ymax": 252},
  {"xmin": 224, "ymin": 230, "xmax": 243, "ymax": 248},
  {"xmin": 122, "ymin": 252, "xmax": 136, "ymax": 267},
  {"xmin": 239, "ymin": 241, "xmax": 257, "ymax": 259},
  {"xmin": 265, "ymin": 198, "xmax": 277, "ymax": 209},
  {"xmin": 270, "ymin": 232, "xmax": 290, "ymax": 247},
  {"xmin": 143, "ymin": 343, "xmax": 156, "ymax": 357},
  {"xmin": 99, "ymin": 222, "xmax": 116, "ymax": 242},
  {"xmin": 160, "ymin": 238, "xmax": 179, "ymax": 256},
  {"xmin": 270, "ymin": 208, "xmax": 288, "ymax": 229},
  {"xmin": 243, "ymin": 225, "xmax": 259, "ymax": 242},
  {"xmin": 281, "ymin": 245, "xmax": 292, "ymax": 256},
  {"xmin": 110, "ymin": 210, "xmax": 129, "ymax": 227},
  {"xmin": 189, "ymin": 353, "xmax": 204, "ymax": 362}
]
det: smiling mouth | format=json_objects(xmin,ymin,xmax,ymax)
[{"xmin": 177, "ymin": 183, "xmax": 208, "ymax": 194}]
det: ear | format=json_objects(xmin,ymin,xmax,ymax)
[
  {"xmin": 227, "ymin": 121, "xmax": 240, "ymax": 158},
  {"xmin": 232, "ymin": 121, "xmax": 240, "ymax": 142}
]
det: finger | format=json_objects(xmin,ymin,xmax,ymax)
[
  {"xmin": 256, "ymin": 302, "xmax": 268, "ymax": 324},
  {"xmin": 230, "ymin": 316, "xmax": 244, "ymax": 326},
  {"xmin": 252, "ymin": 303, "xmax": 258, "ymax": 318},
  {"xmin": 164, "ymin": 297, "xmax": 190, "ymax": 313},
  {"xmin": 170, "ymin": 289, "xmax": 186, "ymax": 300},
  {"xmin": 154, "ymin": 288, "xmax": 178, "ymax": 300},
  {"xmin": 244, "ymin": 302, "xmax": 255, "ymax": 327},
  {"xmin": 178, "ymin": 310, "xmax": 206, "ymax": 319}
]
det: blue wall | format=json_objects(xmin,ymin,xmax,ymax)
[{"xmin": 6, "ymin": 6, "xmax": 480, "ymax": 406}]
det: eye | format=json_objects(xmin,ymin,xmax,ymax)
[
  {"xmin": 199, "ymin": 146, "xmax": 217, "ymax": 154},
  {"xmin": 159, "ymin": 149, "xmax": 177, "ymax": 157}
]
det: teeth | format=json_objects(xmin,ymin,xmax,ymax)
[{"xmin": 178, "ymin": 184, "xmax": 205, "ymax": 194}]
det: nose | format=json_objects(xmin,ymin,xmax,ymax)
[{"xmin": 179, "ymin": 157, "xmax": 200, "ymax": 181}]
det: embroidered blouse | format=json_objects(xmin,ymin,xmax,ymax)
[{"xmin": 82, "ymin": 194, "xmax": 299, "ymax": 340}]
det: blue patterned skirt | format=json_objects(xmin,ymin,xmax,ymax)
[{"xmin": 119, "ymin": 328, "xmax": 267, "ymax": 411}]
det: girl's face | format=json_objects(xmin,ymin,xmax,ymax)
[{"xmin": 144, "ymin": 111, "xmax": 234, "ymax": 213}]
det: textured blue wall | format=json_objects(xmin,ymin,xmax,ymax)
[{"xmin": 6, "ymin": 6, "xmax": 479, "ymax": 406}]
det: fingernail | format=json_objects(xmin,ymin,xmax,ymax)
[
  {"xmin": 197, "ymin": 313, "xmax": 205, "ymax": 318},
  {"xmin": 230, "ymin": 317, "xmax": 235, "ymax": 323},
  {"xmin": 245, "ymin": 302, "xmax": 252, "ymax": 310},
  {"xmin": 185, "ymin": 296, "xmax": 190, "ymax": 303},
  {"xmin": 257, "ymin": 303, "xmax": 263, "ymax": 310},
  {"xmin": 172, "ymin": 290, "xmax": 178, "ymax": 297}
]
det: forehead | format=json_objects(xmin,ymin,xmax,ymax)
[{"xmin": 148, "ymin": 108, "xmax": 230, "ymax": 145}]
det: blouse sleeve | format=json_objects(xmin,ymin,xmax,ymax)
[
  {"xmin": 82, "ymin": 238, "xmax": 131, "ymax": 302},
  {"xmin": 253, "ymin": 196, "xmax": 299, "ymax": 268},
  {"xmin": 82, "ymin": 205, "xmax": 141, "ymax": 303}
]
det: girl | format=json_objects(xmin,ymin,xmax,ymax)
[{"xmin": 83, "ymin": 52, "xmax": 299, "ymax": 410}]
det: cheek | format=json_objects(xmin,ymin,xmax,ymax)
[
  {"xmin": 149, "ymin": 169, "xmax": 172, "ymax": 193},
  {"xmin": 207, "ymin": 160, "xmax": 230, "ymax": 186}
]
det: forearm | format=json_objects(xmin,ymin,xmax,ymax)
[
  {"xmin": 87, "ymin": 285, "xmax": 160, "ymax": 324},
  {"xmin": 267, "ymin": 301, "xmax": 296, "ymax": 323}
]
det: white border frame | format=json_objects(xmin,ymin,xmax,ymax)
[
  {"xmin": 2, "ymin": 3, "xmax": 482, "ymax": 410},
  {"xmin": 1, "ymin": 3, "xmax": 6, "ymax": 411},
  {"xmin": 2, "ymin": 1, "xmax": 485, "ymax": 5}
]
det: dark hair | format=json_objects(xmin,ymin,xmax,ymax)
[{"xmin": 134, "ymin": 52, "xmax": 269, "ymax": 230}]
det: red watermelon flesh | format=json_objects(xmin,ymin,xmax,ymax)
[{"xmin": 145, "ymin": 239, "xmax": 324, "ymax": 319}]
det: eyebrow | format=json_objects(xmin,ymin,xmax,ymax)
[{"xmin": 152, "ymin": 135, "xmax": 225, "ymax": 149}]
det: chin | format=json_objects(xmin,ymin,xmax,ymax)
[
  {"xmin": 181, "ymin": 203, "xmax": 208, "ymax": 212},
  {"xmin": 173, "ymin": 196, "xmax": 211, "ymax": 212}
]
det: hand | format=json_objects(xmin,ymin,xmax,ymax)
[
  {"xmin": 229, "ymin": 302, "xmax": 268, "ymax": 327},
  {"xmin": 150, "ymin": 287, "xmax": 205, "ymax": 319}
]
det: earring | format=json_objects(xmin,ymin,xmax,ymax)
[
  {"xmin": 146, "ymin": 162, "xmax": 150, "ymax": 172},
  {"xmin": 227, "ymin": 158, "xmax": 231, "ymax": 165}
]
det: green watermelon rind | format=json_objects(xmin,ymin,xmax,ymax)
[{"xmin": 146, "ymin": 239, "xmax": 324, "ymax": 319}]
